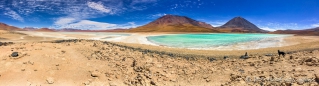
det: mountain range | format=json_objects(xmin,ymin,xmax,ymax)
[
  {"xmin": 1, "ymin": 14, "xmax": 318, "ymax": 35},
  {"xmin": 270, "ymin": 27, "xmax": 319, "ymax": 36}
]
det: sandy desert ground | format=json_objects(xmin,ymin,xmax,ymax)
[{"xmin": 1, "ymin": 30, "xmax": 319, "ymax": 86}]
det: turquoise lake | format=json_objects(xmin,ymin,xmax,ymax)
[{"xmin": 147, "ymin": 33, "xmax": 291, "ymax": 49}]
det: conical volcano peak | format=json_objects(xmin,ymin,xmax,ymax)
[
  {"xmin": 220, "ymin": 17, "xmax": 267, "ymax": 33},
  {"xmin": 127, "ymin": 15, "xmax": 218, "ymax": 32},
  {"xmin": 147, "ymin": 14, "xmax": 214, "ymax": 29}
]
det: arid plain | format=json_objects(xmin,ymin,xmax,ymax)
[{"xmin": 1, "ymin": 30, "xmax": 319, "ymax": 86}]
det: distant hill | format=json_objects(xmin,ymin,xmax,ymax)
[
  {"xmin": 217, "ymin": 17, "xmax": 267, "ymax": 33},
  {"xmin": 0, "ymin": 23, "xmax": 22, "ymax": 31},
  {"xmin": 57, "ymin": 28, "xmax": 126, "ymax": 32},
  {"xmin": 33, "ymin": 28, "xmax": 56, "ymax": 32},
  {"xmin": 270, "ymin": 27, "xmax": 319, "ymax": 36},
  {"xmin": 127, "ymin": 15, "xmax": 219, "ymax": 32},
  {"xmin": 23, "ymin": 27, "xmax": 37, "ymax": 31}
]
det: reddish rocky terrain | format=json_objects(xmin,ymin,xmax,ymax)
[{"xmin": 0, "ymin": 23, "xmax": 23, "ymax": 31}]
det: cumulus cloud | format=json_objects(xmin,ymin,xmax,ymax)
[
  {"xmin": 3, "ymin": 8, "xmax": 24, "ymax": 22},
  {"xmin": 312, "ymin": 23, "xmax": 319, "ymax": 27}
]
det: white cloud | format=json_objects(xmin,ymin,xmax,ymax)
[
  {"xmin": 260, "ymin": 27, "xmax": 278, "ymax": 31},
  {"xmin": 132, "ymin": 0, "xmax": 157, "ymax": 4},
  {"xmin": 149, "ymin": 13, "xmax": 166, "ymax": 19},
  {"xmin": 259, "ymin": 22, "xmax": 306, "ymax": 30},
  {"xmin": 312, "ymin": 23, "xmax": 319, "ymax": 27},
  {"xmin": 4, "ymin": 8, "xmax": 24, "ymax": 22},
  {"xmin": 128, "ymin": 22, "xmax": 136, "ymax": 27},
  {"xmin": 54, "ymin": 17, "xmax": 77, "ymax": 25},
  {"xmin": 59, "ymin": 20, "xmax": 117, "ymax": 30},
  {"xmin": 207, "ymin": 21, "xmax": 227, "ymax": 27},
  {"xmin": 53, "ymin": 20, "xmax": 138, "ymax": 30},
  {"xmin": 87, "ymin": 2, "xmax": 112, "ymax": 13},
  {"xmin": 1, "ymin": 0, "xmax": 157, "ymax": 28}
]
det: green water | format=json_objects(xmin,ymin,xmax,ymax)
[{"xmin": 147, "ymin": 33, "xmax": 290, "ymax": 49}]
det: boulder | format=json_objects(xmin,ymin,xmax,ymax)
[
  {"xmin": 11, "ymin": 52, "xmax": 19, "ymax": 57},
  {"xmin": 46, "ymin": 77, "xmax": 54, "ymax": 84},
  {"xmin": 91, "ymin": 71, "xmax": 101, "ymax": 77},
  {"xmin": 240, "ymin": 55, "xmax": 249, "ymax": 59}
]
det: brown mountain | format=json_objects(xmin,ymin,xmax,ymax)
[
  {"xmin": 217, "ymin": 17, "xmax": 267, "ymax": 33},
  {"xmin": 270, "ymin": 27, "xmax": 319, "ymax": 36},
  {"xmin": 127, "ymin": 15, "xmax": 218, "ymax": 32},
  {"xmin": 0, "ymin": 23, "xmax": 22, "ymax": 31},
  {"xmin": 23, "ymin": 27, "xmax": 38, "ymax": 31},
  {"xmin": 34, "ymin": 28, "xmax": 56, "ymax": 32}
]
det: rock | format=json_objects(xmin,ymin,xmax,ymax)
[
  {"xmin": 296, "ymin": 79, "xmax": 304, "ymax": 85},
  {"xmin": 206, "ymin": 79, "xmax": 211, "ymax": 82},
  {"xmin": 290, "ymin": 56, "xmax": 294, "ymax": 59},
  {"xmin": 315, "ymin": 74, "xmax": 319, "ymax": 84},
  {"xmin": 28, "ymin": 61, "xmax": 34, "ymax": 65},
  {"xmin": 83, "ymin": 81, "xmax": 90, "ymax": 85},
  {"xmin": 209, "ymin": 58, "xmax": 216, "ymax": 62},
  {"xmin": 170, "ymin": 78, "xmax": 177, "ymax": 82},
  {"xmin": 11, "ymin": 52, "xmax": 19, "ymax": 57},
  {"xmin": 109, "ymin": 82, "xmax": 117, "ymax": 86},
  {"xmin": 224, "ymin": 56, "xmax": 229, "ymax": 59},
  {"xmin": 270, "ymin": 57, "xmax": 275, "ymax": 61},
  {"xmin": 265, "ymin": 54, "xmax": 274, "ymax": 56},
  {"xmin": 240, "ymin": 55, "xmax": 249, "ymax": 59},
  {"xmin": 150, "ymin": 81, "xmax": 156, "ymax": 85},
  {"xmin": 46, "ymin": 77, "xmax": 54, "ymax": 84},
  {"xmin": 61, "ymin": 50, "xmax": 66, "ymax": 54},
  {"xmin": 91, "ymin": 71, "xmax": 100, "ymax": 77},
  {"xmin": 238, "ymin": 69, "xmax": 245, "ymax": 73},
  {"xmin": 281, "ymin": 82, "xmax": 292, "ymax": 86}
]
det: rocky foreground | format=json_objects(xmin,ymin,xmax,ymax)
[{"xmin": 0, "ymin": 39, "xmax": 319, "ymax": 86}]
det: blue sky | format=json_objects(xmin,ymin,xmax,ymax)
[{"xmin": 0, "ymin": 0, "xmax": 319, "ymax": 31}]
